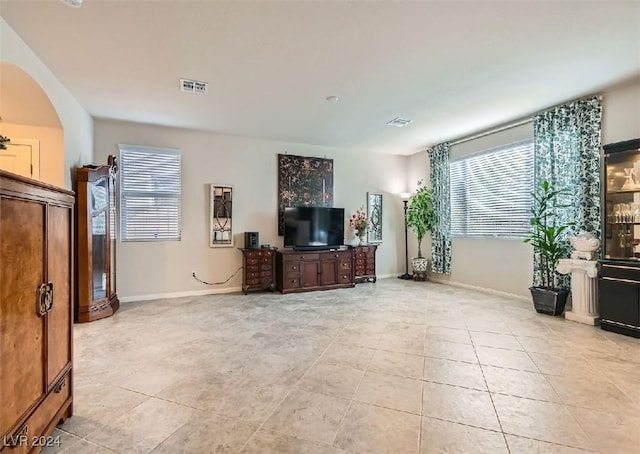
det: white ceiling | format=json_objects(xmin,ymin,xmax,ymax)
[{"xmin": 1, "ymin": 1, "xmax": 639, "ymax": 155}]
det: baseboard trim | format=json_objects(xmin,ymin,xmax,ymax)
[
  {"xmin": 428, "ymin": 277, "xmax": 530, "ymax": 302},
  {"xmin": 376, "ymin": 274, "xmax": 397, "ymax": 279},
  {"xmin": 120, "ymin": 286, "xmax": 243, "ymax": 303}
]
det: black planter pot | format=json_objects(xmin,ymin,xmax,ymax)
[{"xmin": 529, "ymin": 287, "xmax": 569, "ymax": 316}]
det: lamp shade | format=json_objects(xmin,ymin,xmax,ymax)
[{"xmin": 400, "ymin": 192, "xmax": 411, "ymax": 200}]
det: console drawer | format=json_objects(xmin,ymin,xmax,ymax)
[{"xmin": 283, "ymin": 253, "xmax": 319, "ymax": 262}]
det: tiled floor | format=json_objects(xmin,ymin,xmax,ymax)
[{"xmin": 44, "ymin": 279, "xmax": 640, "ymax": 453}]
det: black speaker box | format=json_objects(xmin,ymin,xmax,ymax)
[{"xmin": 245, "ymin": 232, "xmax": 259, "ymax": 249}]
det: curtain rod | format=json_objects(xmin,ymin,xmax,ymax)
[{"xmin": 446, "ymin": 94, "xmax": 603, "ymax": 148}]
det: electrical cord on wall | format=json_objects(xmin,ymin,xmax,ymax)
[{"xmin": 192, "ymin": 266, "xmax": 243, "ymax": 285}]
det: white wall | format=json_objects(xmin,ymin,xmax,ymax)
[
  {"xmin": 601, "ymin": 76, "xmax": 640, "ymax": 145},
  {"xmin": 94, "ymin": 119, "xmax": 408, "ymax": 300},
  {"xmin": 1, "ymin": 18, "xmax": 93, "ymax": 189},
  {"xmin": 410, "ymin": 78, "xmax": 640, "ymax": 299}
]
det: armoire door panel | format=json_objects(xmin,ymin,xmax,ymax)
[
  {"xmin": 46, "ymin": 205, "xmax": 72, "ymax": 385},
  {"xmin": 0, "ymin": 198, "xmax": 46, "ymax": 436}
]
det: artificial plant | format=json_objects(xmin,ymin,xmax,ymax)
[
  {"xmin": 523, "ymin": 180, "xmax": 574, "ymax": 289},
  {"xmin": 406, "ymin": 179, "xmax": 437, "ymax": 258}
]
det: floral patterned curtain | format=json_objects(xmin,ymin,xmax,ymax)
[
  {"xmin": 533, "ymin": 96, "xmax": 602, "ymax": 286},
  {"xmin": 429, "ymin": 143, "xmax": 452, "ymax": 274}
]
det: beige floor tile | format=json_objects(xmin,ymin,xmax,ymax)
[
  {"xmin": 529, "ymin": 352, "xmax": 602, "ymax": 378},
  {"xmin": 425, "ymin": 326, "xmax": 471, "ymax": 344},
  {"xmin": 354, "ymin": 371, "xmax": 423, "ymax": 414},
  {"xmin": 60, "ymin": 385, "xmax": 150, "ymax": 438},
  {"xmin": 383, "ymin": 321, "xmax": 426, "ymax": 339},
  {"xmin": 263, "ymin": 388, "xmax": 349, "ymax": 444},
  {"xmin": 118, "ymin": 363, "xmax": 187, "ymax": 396},
  {"xmin": 62, "ymin": 280, "xmax": 639, "ymax": 453},
  {"xmin": 515, "ymin": 335, "xmax": 577, "ymax": 357},
  {"xmin": 422, "ymin": 382, "xmax": 500, "ymax": 431},
  {"xmin": 466, "ymin": 320, "xmax": 512, "ymax": 335},
  {"xmin": 151, "ymin": 414, "xmax": 257, "ymax": 453},
  {"xmin": 476, "ymin": 346, "xmax": 539, "ymax": 372},
  {"xmin": 505, "ymin": 434, "xmax": 596, "ymax": 454},
  {"xmin": 546, "ymin": 373, "xmax": 634, "ymax": 413},
  {"xmin": 420, "ymin": 418, "xmax": 508, "ymax": 454},
  {"xmin": 377, "ymin": 333, "xmax": 425, "ymax": 355},
  {"xmin": 568, "ymin": 405, "xmax": 640, "ymax": 454},
  {"xmin": 298, "ymin": 362, "xmax": 364, "ymax": 399},
  {"xmin": 207, "ymin": 377, "xmax": 291, "ymax": 424},
  {"xmin": 319, "ymin": 344, "xmax": 375, "ymax": 370},
  {"xmin": 155, "ymin": 373, "xmax": 229, "ymax": 410},
  {"xmin": 470, "ymin": 331, "xmax": 524, "ymax": 350},
  {"xmin": 492, "ymin": 394, "xmax": 592, "ymax": 450},
  {"xmin": 367, "ymin": 349, "xmax": 424, "ymax": 379},
  {"xmin": 39, "ymin": 429, "xmax": 83, "ymax": 454},
  {"xmin": 334, "ymin": 402, "xmax": 421, "ymax": 454},
  {"xmin": 507, "ymin": 320, "xmax": 558, "ymax": 338},
  {"xmin": 240, "ymin": 429, "xmax": 338, "ymax": 453},
  {"xmin": 334, "ymin": 331, "xmax": 382, "ymax": 349},
  {"xmin": 423, "ymin": 357, "xmax": 487, "ymax": 391},
  {"xmin": 482, "ymin": 365, "xmax": 562, "ymax": 403},
  {"xmin": 85, "ymin": 398, "xmax": 197, "ymax": 454},
  {"xmin": 42, "ymin": 438, "xmax": 117, "ymax": 454},
  {"xmin": 423, "ymin": 338, "xmax": 478, "ymax": 364}
]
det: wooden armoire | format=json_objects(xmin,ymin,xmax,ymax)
[{"xmin": 0, "ymin": 170, "xmax": 74, "ymax": 452}]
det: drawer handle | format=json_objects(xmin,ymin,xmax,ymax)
[
  {"xmin": 55, "ymin": 377, "xmax": 67, "ymax": 393},
  {"xmin": 335, "ymin": 254, "xmax": 340, "ymax": 258},
  {"xmin": 291, "ymin": 266, "xmax": 297, "ymax": 270},
  {"xmin": 7, "ymin": 424, "xmax": 28, "ymax": 448}
]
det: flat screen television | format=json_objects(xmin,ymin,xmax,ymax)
[{"xmin": 284, "ymin": 207, "xmax": 344, "ymax": 250}]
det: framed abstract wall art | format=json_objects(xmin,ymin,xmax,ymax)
[{"xmin": 277, "ymin": 153, "xmax": 333, "ymax": 235}]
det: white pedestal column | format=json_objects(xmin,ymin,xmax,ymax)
[{"xmin": 557, "ymin": 259, "xmax": 599, "ymax": 325}]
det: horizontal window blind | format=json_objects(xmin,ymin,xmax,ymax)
[
  {"xmin": 450, "ymin": 139, "xmax": 534, "ymax": 239},
  {"xmin": 119, "ymin": 145, "xmax": 182, "ymax": 241}
]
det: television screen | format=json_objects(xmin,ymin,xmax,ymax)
[{"xmin": 284, "ymin": 207, "xmax": 344, "ymax": 249}]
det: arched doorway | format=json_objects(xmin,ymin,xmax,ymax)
[{"xmin": 0, "ymin": 62, "xmax": 64, "ymax": 186}]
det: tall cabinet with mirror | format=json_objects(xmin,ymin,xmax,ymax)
[{"xmin": 76, "ymin": 156, "xmax": 119, "ymax": 322}]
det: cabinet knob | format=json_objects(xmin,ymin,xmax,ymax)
[{"xmin": 335, "ymin": 254, "xmax": 340, "ymax": 258}]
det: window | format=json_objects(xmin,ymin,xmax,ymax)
[
  {"xmin": 119, "ymin": 145, "xmax": 182, "ymax": 241},
  {"xmin": 450, "ymin": 139, "xmax": 534, "ymax": 239}
]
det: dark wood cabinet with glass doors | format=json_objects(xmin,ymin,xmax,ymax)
[
  {"xmin": 600, "ymin": 138, "xmax": 640, "ymax": 337},
  {"xmin": 76, "ymin": 157, "xmax": 119, "ymax": 322}
]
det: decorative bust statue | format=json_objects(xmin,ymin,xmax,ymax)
[{"xmin": 569, "ymin": 232, "xmax": 600, "ymax": 260}]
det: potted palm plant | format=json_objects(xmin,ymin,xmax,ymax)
[
  {"xmin": 523, "ymin": 180, "xmax": 574, "ymax": 315},
  {"xmin": 406, "ymin": 180, "xmax": 437, "ymax": 277}
]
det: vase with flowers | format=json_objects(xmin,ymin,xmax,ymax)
[{"xmin": 349, "ymin": 207, "xmax": 369, "ymax": 246}]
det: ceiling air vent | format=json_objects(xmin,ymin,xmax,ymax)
[
  {"xmin": 180, "ymin": 79, "xmax": 208, "ymax": 93},
  {"xmin": 386, "ymin": 117, "xmax": 413, "ymax": 128}
]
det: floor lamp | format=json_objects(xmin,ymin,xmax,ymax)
[{"xmin": 398, "ymin": 193, "xmax": 413, "ymax": 280}]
